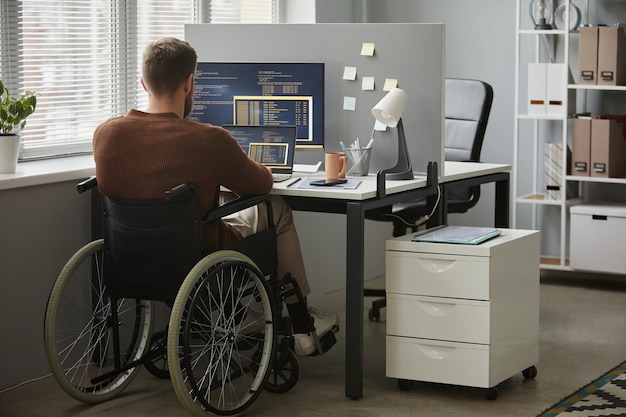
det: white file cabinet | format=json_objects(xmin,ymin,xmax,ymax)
[{"xmin": 385, "ymin": 228, "xmax": 540, "ymax": 399}]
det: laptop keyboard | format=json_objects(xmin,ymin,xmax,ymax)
[{"xmin": 272, "ymin": 173, "xmax": 292, "ymax": 182}]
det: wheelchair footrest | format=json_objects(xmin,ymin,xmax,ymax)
[{"xmin": 310, "ymin": 329, "xmax": 337, "ymax": 356}]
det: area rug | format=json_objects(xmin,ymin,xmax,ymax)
[{"xmin": 538, "ymin": 361, "xmax": 626, "ymax": 416}]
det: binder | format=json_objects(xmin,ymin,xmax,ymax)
[
  {"xmin": 528, "ymin": 63, "xmax": 547, "ymax": 116},
  {"xmin": 571, "ymin": 117, "xmax": 591, "ymax": 176},
  {"xmin": 597, "ymin": 25, "xmax": 626, "ymax": 86},
  {"xmin": 546, "ymin": 64, "xmax": 575, "ymax": 117},
  {"xmin": 590, "ymin": 118, "xmax": 626, "ymax": 178},
  {"xmin": 578, "ymin": 26, "xmax": 599, "ymax": 85}
]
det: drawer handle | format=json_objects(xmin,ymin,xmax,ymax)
[
  {"xmin": 418, "ymin": 301, "xmax": 456, "ymax": 316},
  {"xmin": 417, "ymin": 344, "xmax": 455, "ymax": 359},
  {"xmin": 417, "ymin": 258, "xmax": 456, "ymax": 273}
]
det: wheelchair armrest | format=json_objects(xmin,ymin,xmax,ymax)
[
  {"xmin": 203, "ymin": 194, "xmax": 271, "ymax": 223},
  {"xmin": 77, "ymin": 176, "xmax": 98, "ymax": 194}
]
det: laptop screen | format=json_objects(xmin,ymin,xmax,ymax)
[{"xmin": 222, "ymin": 125, "xmax": 297, "ymax": 174}]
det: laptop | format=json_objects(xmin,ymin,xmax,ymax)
[{"xmin": 222, "ymin": 125, "xmax": 297, "ymax": 182}]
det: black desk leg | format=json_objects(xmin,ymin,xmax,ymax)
[
  {"xmin": 345, "ymin": 201, "xmax": 364, "ymax": 400},
  {"xmin": 495, "ymin": 173, "xmax": 510, "ymax": 228}
]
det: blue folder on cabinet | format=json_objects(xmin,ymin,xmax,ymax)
[{"xmin": 412, "ymin": 225, "xmax": 502, "ymax": 245}]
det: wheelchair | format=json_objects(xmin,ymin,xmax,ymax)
[{"xmin": 43, "ymin": 177, "xmax": 337, "ymax": 416}]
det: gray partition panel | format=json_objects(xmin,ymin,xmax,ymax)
[{"xmin": 185, "ymin": 23, "xmax": 444, "ymax": 175}]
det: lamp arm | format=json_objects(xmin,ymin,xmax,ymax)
[{"xmin": 384, "ymin": 118, "xmax": 414, "ymax": 181}]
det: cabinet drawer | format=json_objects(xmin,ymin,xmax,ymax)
[
  {"xmin": 386, "ymin": 251, "xmax": 490, "ymax": 300},
  {"xmin": 387, "ymin": 294, "xmax": 490, "ymax": 344},
  {"xmin": 386, "ymin": 336, "xmax": 490, "ymax": 388}
]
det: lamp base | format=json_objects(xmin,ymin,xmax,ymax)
[{"xmin": 384, "ymin": 169, "xmax": 414, "ymax": 181}]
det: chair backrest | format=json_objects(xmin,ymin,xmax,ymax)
[
  {"xmin": 102, "ymin": 185, "xmax": 204, "ymax": 303},
  {"xmin": 443, "ymin": 78, "xmax": 494, "ymax": 211},
  {"xmin": 444, "ymin": 78, "xmax": 493, "ymax": 163}
]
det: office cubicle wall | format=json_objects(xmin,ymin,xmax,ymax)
[{"xmin": 185, "ymin": 23, "xmax": 445, "ymax": 176}]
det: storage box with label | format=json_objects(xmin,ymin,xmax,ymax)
[
  {"xmin": 579, "ymin": 25, "xmax": 599, "ymax": 84},
  {"xmin": 590, "ymin": 118, "xmax": 626, "ymax": 178},
  {"xmin": 544, "ymin": 143, "xmax": 578, "ymax": 200},
  {"xmin": 570, "ymin": 202, "xmax": 626, "ymax": 274},
  {"xmin": 598, "ymin": 25, "xmax": 626, "ymax": 86},
  {"xmin": 571, "ymin": 117, "xmax": 592, "ymax": 176}
]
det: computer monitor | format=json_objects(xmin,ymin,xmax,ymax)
[{"xmin": 189, "ymin": 62, "xmax": 324, "ymax": 149}]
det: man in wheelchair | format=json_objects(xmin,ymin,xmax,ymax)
[{"xmin": 92, "ymin": 37, "xmax": 338, "ymax": 358}]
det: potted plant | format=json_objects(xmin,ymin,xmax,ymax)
[{"xmin": 0, "ymin": 80, "xmax": 37, "ymax": 173}]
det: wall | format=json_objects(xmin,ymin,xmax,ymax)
[
  {"xmin": 366, "ymin": 0, "xmax": 517, "ymax": 228},
  {"xmin": 0, "ymin": 181, "xmax": 92, "ymax": 390}
]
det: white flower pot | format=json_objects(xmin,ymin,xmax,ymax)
[{"xmin": 0, "ymin": 134, "xmax": 21, "ymax": 174}]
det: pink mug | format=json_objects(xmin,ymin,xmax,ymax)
[{"xmin": 325, "ymin": 152, "xmax": 347, "ymax": 182}]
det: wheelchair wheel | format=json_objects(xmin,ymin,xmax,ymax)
[
  {"xmin": 143, "ymin": 330, "xmax": 170, "ymax": 379},
  {"xmin": 264, "ymin": 340, "xmax": 299, "ymax": 393},
  {"xmin": 168, "ymin": 250, "xmax": 275, "ymax": 416},
  {"xmin": 44, "ymin": 239, "xmax": 154, "ymax": 403}
]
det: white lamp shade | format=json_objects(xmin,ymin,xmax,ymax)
[{"xmin": 371, "ymin": 87, "xmax": 408, "ymax": 128}]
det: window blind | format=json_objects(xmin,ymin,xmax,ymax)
[{"xmin": 0, "ymin": 0, "xmax": 277, "ymax": 161}]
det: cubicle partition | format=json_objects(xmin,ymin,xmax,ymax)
[{"xmin": 185, "ymin": 23, "xmax": 445, "ymax": 176}]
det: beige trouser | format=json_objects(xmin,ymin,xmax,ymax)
[{"xmin": 221, "ymin": 193, "xmax": 311, "ymax": 301}]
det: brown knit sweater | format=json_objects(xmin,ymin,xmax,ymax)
[{"xmin": 93, "ymin": 109, "xmax": 273, "ymax": 250}]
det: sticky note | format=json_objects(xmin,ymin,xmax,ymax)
[
  {"xmin": 361, "ymin": 42, "xmax": 375, "ymax": 56},
  {"xmin": 374, "ymin": 120, "xmax": 387, "ymax": 131},
  {"xmin": 362, "ymin": 76, "xmax": 375, "ymax": 90},
  {"xmin": 343, "ymin": 66, "xmax": 357, "ymax": 80},
  {"xmin": 383, "ymin": 78, "xmax": 398, "ymax": 91},
  {"xmin": 343, "ymin": 96, "xmax": 356, "ymax": 111}
]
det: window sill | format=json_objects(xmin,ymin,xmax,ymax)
[{"xmin": 0, "ymin": 155, "xmax": 95, "ymax": 191}]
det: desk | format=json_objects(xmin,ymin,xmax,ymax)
[{"xmin": 272, "ymin": 161, "xmax": 511, "ymax": 399}]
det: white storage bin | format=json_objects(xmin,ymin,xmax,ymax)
[{"xmin": 570, "ymin": 202, "xmax": 626, "ymax": 274}]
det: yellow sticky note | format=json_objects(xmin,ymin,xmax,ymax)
[
  {"xmin": 362, "ymin": 76, "xmax": 375, "ymax": 91},
  {"xmin": 360, "ymin": 42, "xmax": 375, "ymax": 56},
  {"xmin": 343, "ymin": 96, "xmax": 356, "ymax": 111},
  {"xmin": 383, "ymin": 78, "xmax": 398, "ymax": 91},
  {"xmin": 343, "ymin": 66, "xmax": 357, "ymax": 80}
]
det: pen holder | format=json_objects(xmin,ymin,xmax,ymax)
[{"xmin": 346, "ymin": 148, "xmax": 372, "ymax": 176}]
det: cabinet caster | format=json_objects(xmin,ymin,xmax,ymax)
[
  {"xmin": 522, "ymin": 365, "xmax": 538, "ymax": 379},
  {"xmin": 397, "ymin": 379, "xmax": 414, "ymax": 391},
  {"xmin": 484, "ymin": 387, "xmax": 498, "ymax": 400}
]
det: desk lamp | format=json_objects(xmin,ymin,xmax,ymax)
[{"xmin": 371, "ymin": 87, "xmax": 414, "ymax": 180}]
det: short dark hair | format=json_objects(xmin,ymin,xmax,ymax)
[{"xmin": 142, "ymin": 37, "xmax": 198, "ymax": 96}]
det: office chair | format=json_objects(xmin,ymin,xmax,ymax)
[
  {"xmin": 43, "ymin": 178, "xmax": 330, "ymax": 415},
  {"xmin": 365, "ymin": 78, "xmax": 494, "ymax": 321}
]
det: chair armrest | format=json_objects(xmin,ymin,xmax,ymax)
[
  {"xmin": 203, "ymin": 195, "xmax": 271, "ymax": 223},
  {"xmin": 77, "ymin": 176, "xmax": 98, "ymax": 194}
]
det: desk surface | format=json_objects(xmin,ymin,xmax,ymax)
[{"xmin": 272, "ymin": 161, "xmax": 511, "ymax": 200}]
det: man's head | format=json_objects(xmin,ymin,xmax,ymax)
[{"xmin": 142, "ymin": 37, "xmax": 198, "ymax": 116}]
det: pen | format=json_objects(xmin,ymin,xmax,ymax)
[{"xmin": 287, "ymin": 177, "xmax": 301, "ymax": 187}]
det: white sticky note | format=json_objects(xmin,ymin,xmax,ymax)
[
  {"xmin": 361, "ymin": 42, "xmax": 375, "ymax": 56},
  {"xmin": 374, "ymin": 120, "xmax": 387, "ymax": 131},
  {"xmin": 383, "ymin": 78, "xmax": 398, "ymax": 91},
  {"xmin": 343, "ymin": 96, "xmax": 356, "ymax": 111},
  {"xmin": 343, "ymin": 66, "xmax": 357, "ymax": 80},
  {"xmin": 361, "ymin": 76, "xmax": 375, "ymax": 91}
]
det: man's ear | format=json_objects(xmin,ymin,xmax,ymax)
[
  {"xmin": 140, "ymin": 78, "xmax": 148, "ymax": 92},
  {"xmin": 184, "ymin": 73, "xmax": 194, "ymax": 93}
]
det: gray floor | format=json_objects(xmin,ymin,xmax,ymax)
[{"xmin": 2, "ymin": 272, "xmax": 626, "ymax": 417}]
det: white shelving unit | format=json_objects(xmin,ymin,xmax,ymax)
[{"xmin": 513, "ymin": 0, "xmax": 626, "ymax": 271}]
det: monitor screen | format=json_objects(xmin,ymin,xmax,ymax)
[{"xmin": 189, "ymin": 62, "xmax": 324, "ymax": 148}]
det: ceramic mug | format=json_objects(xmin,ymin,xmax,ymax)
[{"xmin": 325, "ymin": 152, "xmax": 347, "ymax": 182}]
